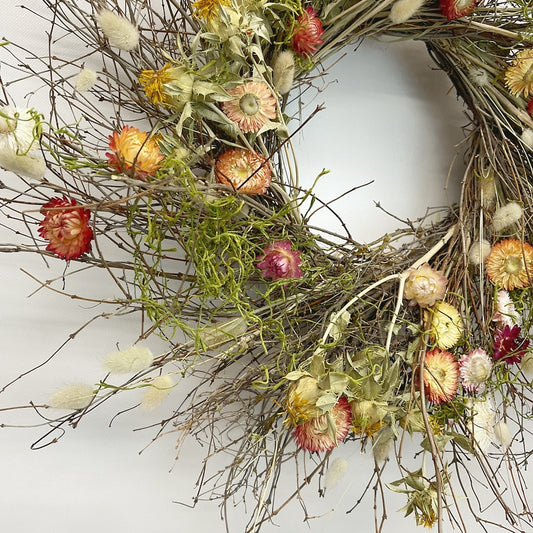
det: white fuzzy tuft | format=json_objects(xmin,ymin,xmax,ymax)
[
  {"xmin": 324, "ymin": 458, "xmax": 348, "ymax": 489},
  {"xmin": 494, "ymin": 421, "xmax": 512, "ymax": 449},
  {"xmin": 479, "ymin": 175, "xmax": 496, "ymax": 208},
  {"xmin": 521, "ymin": 353, "xmax": 533, "ymax": 380},
  {"xmin": 492, "ymin": 202, "xmax": 523, "ymax": 232},
  {"xmin": 140, "ymin": 374, "xmax": 175, "ymax": 411},
  {"xmin": 469, "ymin": 67, "xmax": 490, "ymax": 87},
  {"xmin": 96, "ymin": 9, "xmax": 139, "ymax": 51},
  {"xmin": 468, "ymin": 239, "xmax": 491, "ymax": 266},
  {"xmin": 103, "ymin": 345, "xmax": 154, "ymax": 373},
  {"xmin": 48, "ymin": 384, "xmax": 94, "ymax": 410},
  {"xmin": 389, "ymin": 0, "xmax": 426, "ymax": 24},
  {"xmin": 521, "ymin": 128, "xmax": 533, "ymax": 150},
  {"xmin": 0, "ymin": 149, "xmax": 46, "ymax": 178},
  {"xmin": 273, "ymin": 51, "xmax": 295, "ymax": 96},
  {"xmin": 372, "ymin": 426, "xmax": 395, "ymax": 463},
  {"xmin": 75, "ymin": 68, "xmax": 98, "ymax": 92}
]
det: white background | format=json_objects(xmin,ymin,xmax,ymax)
[{"xmin": 0, "ymin": 3, "xmax": 520, "ymax": 533}]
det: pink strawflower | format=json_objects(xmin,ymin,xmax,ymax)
[
  {"xmin": 38, "ymin": 197, "xmax": 93, "ymax": 260},
  {"xmin": 493, "ymin": 325, "xmax": 529, "ymax": 365},
  {"xmin": 492, "ymin": 290, "xmax": 521, "ymax": 328},
  {"xmin": 294, "ymin": 396, "xmax": 351, "ymax": 452},
  {"xmin": 459, "ymin": 348, "xmax": 492, "ymax": 392},
  {"xmin": 404, "ymin": 263, "xmax": 447, "ymax": 308},
  {"xmin": 257, "ymin": 240, "xmax": 302, "ymax": 280},
  {"xmin": 291, "ymin": 7, "xmax": 324, "ymax": 57}
]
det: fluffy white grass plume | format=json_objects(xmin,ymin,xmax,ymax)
[
  {"xmin": 494, "ymin": 421, "xmax": 512, "ymax": 449},
  {"xmin": 468, "ymin": 239, "xmax": 491, "ymax": 266},
  {"xmin": 521, "ymin": 128, "xmax": 533, "ymax": 150},
  {"xmin": 140, "ymin": 374, "xmax": 175, "ymax": 411},
  {"xmin": 324, "ymin": 457, "xmax": 348, "ymax": 489},
  {"xmin": 372, "ymin": 426, "xmax": 395, "ymax": 463},
  {"xmin": 389, "ymin": 0, "xmax": 426, "ymax": 24},
  {"xmin": 96, "ymin": 9, "xmax": 139, "ymax": 51},
  {"xmin": 48, "ymin": 384, "xmax": 94, "ymax": 410},
  {"xmin": 75, "ymin": 68, "xmax": 98, "ymax": 92},
  {"xmin": 0, "ymin": 150, "xmax": 45, "ymax": 178},
  {"xmin": 272, "ymin": 51, "xmax": 295, "ymax": 95},
  {"xmin": 103, "ymin": 345, "xmax": 153, "ymax": 373},
  {"xmin": 492, "ymin": 202, "xmax": 523, "ymax": 232},
  {"xmin": 479, "ymin": 175, "xmax": 496, "ymax": 208},
  {"xmin": 520, "ymin": 353, "xmax": 533, "ymax": 380},
  {"xmin": 469, "ymin": 67, "xmax": 490, "ymax": 87}
]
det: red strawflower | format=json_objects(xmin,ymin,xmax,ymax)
[
  {"xmin": 257, "ymin": 240, "xmax": 302, "ymax": 280},
  {"xmin": 493, "ymin": 325, "xmax": 530, "ymax": 365},
  {"xmin": 528, "ymin": 99, "xmax": 533, "ymax": 118},
  {"xmin": 294, "ymin": 396, "xmax": 351, "ymax": 452},
  {"xmin": 439, "ymin": 0, "xmax": 479, "ymax": 21},
  {"xmin": 38, "ymin": 197, "xmax": 93, "ymax": 260},
  {"xmin": 291, "ymin": 7, "xmax": 324, "ymax": 57}
]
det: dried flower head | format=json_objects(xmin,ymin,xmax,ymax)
[
  {"xmin": 103, "ymin": 345, "xmax": 154, "ymax": 374},
  {"xmin": 492, "ymin": 290, "xmax": 521, "ymax": 328},
  {"xmin": 38, "ymin": 197, "xmax": 93, "ymax": 260},
  {"xmin": 74, "ymin": 68, "xmax": 97, "ymax": 92},
  {"xmin": 215, "ymin": 148, "xmax": 272, "ymax": 194},
  {"xmin": 291, "ymin": 7, "xmax": 324, "ymax": 57},
  {"xmin": 389, "ymin": 0, "xmax": 426, "ymax": 25},
  {"xmin": 140, "ymin": 374, "xmax": 175, "ymax": 411},
  {"xmin": 493, "ymin": 325, "xmax": 529, "ymax": 365},
  {"xmin": 273, "ymin": 50, "xmax": 295, "ymax": 95},
  {"xmin": 485, "ymin": 238, "xmax": 533, "ymax": 290},
  {"xmin": 139, "ymin": 63, "xmax": 176, "ymax": 106},
  {"xmin": 439, "ymin": 0, "xmax": 479, "ymax": 21},
  {"xmin": 492, "ymin": 202, "xmax": 523, "ymax": 232},
  {"xmin": 294, "ymin": 396, "xmax": 351, "ymax": 452},
  {"xmin": 48, "ymin": 384, "xmax": 95, "ymax": 410},
  {"xmin": 106, "ymin": 125, "xmax": 164, "ymax": 179},
  {"xmin": 423, "ymin": 348, "xmax": 459, "ymax": 404},
  {"xmin": 222, "ymin": 81, "xmax": 277, "ymax": 133},
  {"xmin": 257, "ymin": 240, "xmax": 303, "ymax": 281},
  {"xmin": 96, "ymin": 9, "xmax": 139, "ymax": 51},
  {"xmin": 468, "ymin": 238, "xmax": 491, "ymax": 266},
  {"xmin": 427, "ymin": 301, "xmax": 463, "ymax": 349},
  {"xmin": 404, "ymin": 263, "xmax": 447, "ymax": 307},
  {"xmin": 505, "ymin": 48, "xmax": 533, "ymax": 98},
  {"xmin": 351, "ymin": 400, "xmax": 387, "ymax": 437},
  {"xmin": 192, "ymin": 0, "xmax": 230, "ymax": 21},
  {"xmin": 459, "ymin": 348, "xmax": 492, "ymax": 392},
  {"xmin": 286, "ymin": 375, "xmax": 322, "ymax": 424}
]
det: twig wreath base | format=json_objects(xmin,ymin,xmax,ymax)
[{"xmin": 2, "ymin": 1, "xmax": 533, "ymax": 532}]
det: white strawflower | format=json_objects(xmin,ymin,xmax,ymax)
[
  {"xmin": 521, "ymin": 128, "xmax": 533, "ymax": 150},
  {"xmin": 140, "ymin": 374, "xmax": 175, "ymax": 411},
  {"xmin": 324, "ymin": 458, "xmax": 348, "ymax": 489},
  {"xmin": 389, "ymin": 0, "xmax": 426, "ymax": 24},
  {"xmin": 48, "ymin": 384, "xmax": 94, "ymax": 410},
  {"xmin": 468, "ymin": 239, "xmax": 491, "ymax": 266},
  {"xmin": 494, "ymin": 421, "xmax": 512, "ymax": 449},
  {"xmin": 272, "ymin": 51, "xmax": 295, "ymax": 96},
  {"xmin": 103, "ymin": 345, "xmax": 153, "ymax": 373},
  {"xmin": 0, "ymin": 106, "xmax": 40, "ymax": 153},
  {"xmin": 75, "ymin": 68, "xmax": 98, "ymax": 92},
  {"xmin": 96, "ymin": 9, "xmax": 139, "ymax": 51},
  {"xmin": 492, "ymin": 202, "xmax": 523, "ymax": 232},
  {"xmin": 0, "ymin": 149, "xmax": 46, "ymax": 178},
  {"xmin": 492, "ymin": 290, "xmax": 521, "ymax": 328},
  {"xmin": 469, "ymin": 67, "xmax": 490, "ymax": 87}
]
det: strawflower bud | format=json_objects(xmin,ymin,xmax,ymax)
[
  {"xmin": 96, "ymin": 9, "xmax": 139, "ymax": 51},
  {"xmin": 103, "ymin": 345, "xmax": 154, "ymax": 373}
]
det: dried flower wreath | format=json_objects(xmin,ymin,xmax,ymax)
[{"xmin": 2, "ymin": 1, "xmax": 533, "ymax": 532}]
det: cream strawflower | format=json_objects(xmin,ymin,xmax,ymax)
[
  {"xmin": 403, "ymin": 263, "xmax": 447, "ymax": 308},
  {"xmin": 427, "ymin": 301, "xmax": 463, "ymax": 349},
  {"xmin": 389, "ymin": 0, "xmax": 426, "ymax": 24},
  {"xmin": 286, "ymin": 376, "xmax": 322, "ymax": 424},
  {"xmin": 103, "ymin": 345, "xmax": 154, "ymax": 373},
  {"xmin": 459, "ymin": 348, "xmax": 492, "ymax": 392},
  {"xmin": 505, "ymin": 48, "xmax": 533, "ymax": 98},
  {"xmin": 96, "ymin": 9, "xmax": 139, "ymax": 51},
  {"xmin": 493, "ymin": 202, "xmax": 523, "ymax": 232},
  {"xmin": 140, "ymin": 374, "xmax": 175, "ymax": 411},
  {"xmin": 48, "ymin": 384, "xmax": 95, "ymax": 410}
]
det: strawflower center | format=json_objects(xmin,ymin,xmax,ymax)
[
  {"xmin": 239, "ymin": 93, "xmax": 260, "ymax": 116},
  {"xmin": 504, "ymin": 255, "xmax": 523, "ymax": 274}
]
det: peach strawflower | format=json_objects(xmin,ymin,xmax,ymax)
[
  {"xmin": 222, "ymin": 81, "xmax": 277, "ymax": 133},
  {"xmin": 294, "ymin": 396, "xmax": 351, "ymax": 452},
  {"xmin": 291, "ymin": 7, "xmax": 324, "ymax": 57},
  {"xmin": 404, "ymin": 263, "xmax": 447, "ymax": 307},
  {"xmin": 215, "ymin": 148, "xmax": 272, "ymax": 194},
  {"xmin": 106, "ymin": 125, "xmax": 163, "ymax": 179},
  {"xmin": 423, "ymin": 348, "xmax": 459, "ymax": 404},
  {"xmin": 257, "ymin": 240, "xmax": 302, "ymax": 280},
  {"xmin": 505, "ymin": 48, "xmax": 533, "ymax": 98},
  {"xmin": 485, "ymin": 238, "xmax": 533, "ymax": 290},
  {"xmin": 426, "ymin": 301, "xmax": 463, "ymax": 349},
  {"xmin": 38, "ymin": 197, "xmax": 93, "ymax": 260}
]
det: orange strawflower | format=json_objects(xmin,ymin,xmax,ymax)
[
  {"xmin": 215, "ymin": 148, "xmax": 272, "ymax": 194},
  {"xmin": 106, "ymin": 125, "xmax": 164, "ymax": 179},
  {"xmin": 485, "ymin": 238, "xmax": 533, "ymax": 290}
]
